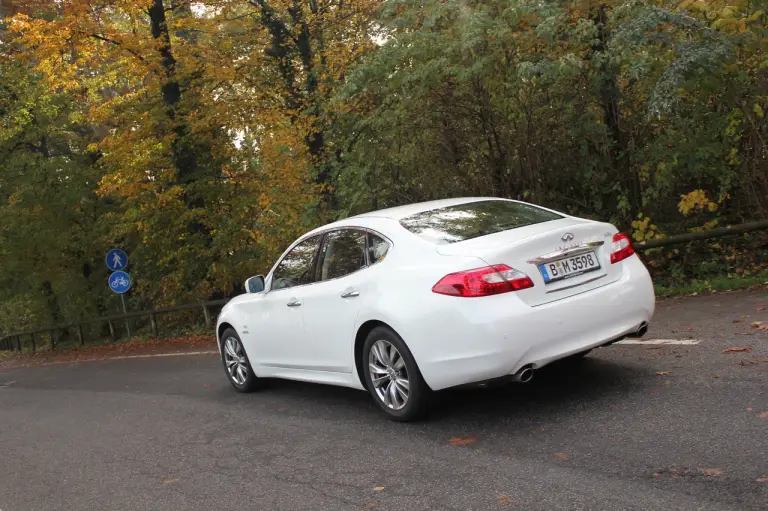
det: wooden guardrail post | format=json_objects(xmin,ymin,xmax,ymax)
[
  {"xmin": 49, "ymin": 329, "xmax": 56, "ymax": 350},
  {"xmin": 77, "ymin": 324, "xmax": 84, "ymax": 346},
  {"xmin": 149, "ymin": 313, "xmax": 158, "ymax": 337},
  {"xmin": 16, "ymin": 336, "xmax": 21, "ymax": 351},
  {"xmin": 108, "ymin": 320, "xmax": 116, "ymax": 341},
  {"xmin": 203, "ymin": 304, "xmax": 212, "ymax": 328}
]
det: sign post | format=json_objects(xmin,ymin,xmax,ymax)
[{"xmin": 107, "ymin": 249, "xmax": 132, "ymax": 338}]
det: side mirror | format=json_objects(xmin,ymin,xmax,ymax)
[{"xmin": 245, "ymin": 275, "xmax": 265, "ymax": 293}]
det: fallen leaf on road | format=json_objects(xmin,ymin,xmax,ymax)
[
  {"xmin": 498, "ymin": 496, "xmax": 511, "ymax": 504},
  {"xmin": 747, "ymin": 408, "xmax": 754, "ymax": 412},
  {"xmin": 722, "ymin": 347, "xmax": 752, "ymax": 353},
  {"xmin": 700, "ymin": 468, "xmax": 724, "ymax": 477},
  {"xmin": 737, "ymin": 358, "xmax": 768, "ymax": 366},
  {"xmin": 162, "ymin": 478, "xmax": 179, "ymax": 485},
  {"xmin": 656, "ymin": 371, "xmax": 672, "ymax": 376},
  {"xmin": 752, "ymin": 322, "xmax": 768, "ymax": 330},
  {"xmin": 203, "ymin": 383, "xmax": 211, "ymax": 388},
  {"xmin": 712, "ymin": 374, "xmax": 720, "ymax": 378},
  {"xmin": 757, "ymin": 307, "xmax": 766, "ymax": 312},
  {"xmin": 373, "ymin": 486, "xmax": 385, "ymax": 491},
  {"xmin": 365, "ymin": 503, "xmax": 377, "ymax": 509},
  {"xmin": 732, "ymin": 320, "xmax": 743, "ymax": 324},
  {"xmin": 757, "ymin": 476, "xmax": 768, "ymax": 483},
  {"xmin": 553, "ymin": 452, "xmax": 568, "ymax": 460},
  {"xmin": 735, "ymin": 332, "xmax": 754, "ymax": 336},
  {"xmin": 759, "ymin": 411, "xmax": 768, "ymax": 420},
  {"xmin": 449, "ymin": 434, "xmax": 477, "ymax": 446}
]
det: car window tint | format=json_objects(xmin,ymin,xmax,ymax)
[
  {"xmin": 271, "ymin": 236, "xmax": 321, "ymax": 290},
  {"xmin": 367, "ymin": 233, "xmax": 390, "ymax": 264},
  {"xmin": 318, "ymin": 229, "xmax": 367, "ymax": 281},
  {"xmin": 399, "ymin": 200, "xmax": 562, "ymax": 245}
]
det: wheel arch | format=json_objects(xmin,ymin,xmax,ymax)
[
  {"xmin": 354, "ymin": 320, "xmax": 390, "ymax": 388},
  {"xmin": 217, "ymin": 321, "xmax": 235, "ymax": 351}
]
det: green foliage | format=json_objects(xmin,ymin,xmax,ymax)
[{"xmin": 1, "ymin": 0, "xmax": 766, "ymax": 333}]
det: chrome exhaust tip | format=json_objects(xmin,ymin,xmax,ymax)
[
  {"xmin": 626, "ymin": 322, "xmax": 649, "ymax": 339},
  {"xmin": 511, "ymin": 366, "xmax": 534, "ymax": 383}
]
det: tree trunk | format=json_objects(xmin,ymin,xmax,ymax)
[
  {"xmin": 148, "ymin": 0, "xmax": 198, "ymax": 190},
  {"xmin": 591, "ymin": 3, "xmax": 641, "ymax": 217}
]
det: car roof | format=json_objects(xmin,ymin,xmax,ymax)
[
  {"xmin": 351, "ymin": 197, "xmax": 498, "ymax": 221},
  {"xmin": 300, "ymin": 197, "xmax": 505, "ymax": 239}
]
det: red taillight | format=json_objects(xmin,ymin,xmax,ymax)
[
  {"xmin": 610, "ymin": 232, "xmax": 635, "ymax": 264},
  {"xmin": 432, "ymin": 264, "xmax": 534, "ymax": 297}
]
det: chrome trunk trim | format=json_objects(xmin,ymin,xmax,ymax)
[
  {"xmin": 545, "ymin": 273, "xmax": 606, "ymax": 293},
  {"xmin": 526, "ymin": 241, "xmax": 605, "ymax": 265}
]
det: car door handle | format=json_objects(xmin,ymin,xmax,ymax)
[
  {"xmin": 286, "ymin": 299, "xmax": 302, "ymax": 307},
  {"xmin": 341, "ymin": 290, "xmax": 360, "ymax": 298}
]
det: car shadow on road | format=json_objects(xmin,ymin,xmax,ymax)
[
  {"xmin": 255, "ymin": 356, "xmax": 648, "ymax": 425},
  {"xmin": 428, "ymin": 357, "xmax": 646, "ymax": 421}
]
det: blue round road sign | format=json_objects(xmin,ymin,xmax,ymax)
[
  {"xmin": 109, "ymin": 271, "xmax": 132, "ymax": 294},
  {"xmin": 106, "ymin": 248, "xmax": 128, "ymax": 271}
]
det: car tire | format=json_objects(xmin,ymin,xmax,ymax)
[
  {"xmin": 220, "ymin": 328, "xmax": 262, "ymax": 393},
  {"xmin": 363, "ymin": 326, "xmax": 431, "ymax": 422}
]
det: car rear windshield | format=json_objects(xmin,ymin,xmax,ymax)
[{"xmin": 399, "ymin": 200, "xmax": 563, "ymax": 244}]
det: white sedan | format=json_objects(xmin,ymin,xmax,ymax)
[{"xmin": 216, "ymin": 198, "xmax": 655, "ymax": 420}]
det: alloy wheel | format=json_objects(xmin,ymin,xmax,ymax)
[
  {"xmin": 368, "ymin": 339, "xmax": 409, "ymax": 410},
  {"xmin": 223, "ymin": 336, "xmax": 249, "ymax": 385}
]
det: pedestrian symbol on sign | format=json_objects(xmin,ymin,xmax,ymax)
[{"xmin": 106, "ymin": 248, "xmax": 128, "ymax": 271}]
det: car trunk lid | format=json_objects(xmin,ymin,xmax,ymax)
[{"xmin": 436, "ymin": 218, "xmax": 621, "ymax": 306}]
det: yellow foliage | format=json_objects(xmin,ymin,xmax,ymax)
[
  {"xmin": 631, "ymin": 215, "xmax": 663, "ymax": 242},
  {"xmin": 678, "ymin": 190, "xmax": 719, "ymax": 216}
]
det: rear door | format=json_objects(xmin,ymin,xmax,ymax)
[{"xmin": 299, "ymin": 229, "xmax": 383, "ymax": 373}]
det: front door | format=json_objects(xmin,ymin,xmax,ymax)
[{"xmin": 249, "ymin": 235, "xmax": 322, "ymax": 369}]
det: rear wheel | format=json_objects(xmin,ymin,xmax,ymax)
[
  {"xmin": 220, "ymin": 328, "xmax": 261, "ymax": 392},
  {"xmin": 363, "ymin": 326, "xmax": 431, "ymax": 421}
]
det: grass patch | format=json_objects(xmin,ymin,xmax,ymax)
[{"xmin": 655, "ymin": 270, "xmax": 768, "ymax": 298}]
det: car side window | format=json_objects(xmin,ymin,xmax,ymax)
[
  {"xmin": 367, "ymin": 233, "xmax": 390, "ymax": 265},
  {"xmin": 317, "ymin": 229, "xmax": 367, "ymax": 281},
  {"xmin": 271, "ymin": 235, "xmax": 322, "ymax": 290}
]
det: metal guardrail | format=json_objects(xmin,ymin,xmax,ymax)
[
  {"xmin": 0, "ymin": 299, "xmax": 229, "ymax": 353},
  {"xmin": 1, "ymin": 219, "xmax": 766, "ymax": 353}
]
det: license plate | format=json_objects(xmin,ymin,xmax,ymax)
[{"xmin": 538, "ymin": 251, "xmax": 600, "ymax": 283}]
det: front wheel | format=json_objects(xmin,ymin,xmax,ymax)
[
  {"xmin": 220, "ymin": 328, "xmax": 262, "ymax": 392},
  {"xmin": 363, "ymin": 326, "xmax": 431, "ymax": 421}
]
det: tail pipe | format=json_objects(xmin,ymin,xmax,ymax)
[
  {"xmin": 632, "ymin": 322, "xmax": 649, "ymax": 338},
  {"xmin": 511, "ymin": 365, "xmax": 534, "ymax": 383}
]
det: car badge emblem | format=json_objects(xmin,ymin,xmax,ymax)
[{"xmin": 561, "ymin": 232, "xmax": 574, "ymax": 242}]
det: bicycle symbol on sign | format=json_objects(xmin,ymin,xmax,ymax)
[{"xmin": 110, "ymin": 276, "xmax": 130, "ymax": 290}]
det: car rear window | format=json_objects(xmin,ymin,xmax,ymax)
[{"xmin": 399, "ymin": 200, "xmax": 563, "ymax": 244}]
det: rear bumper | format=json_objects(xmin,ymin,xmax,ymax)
[{"xmin": 412, "ymin": 256, "xmax": 655, "ymax": 390}]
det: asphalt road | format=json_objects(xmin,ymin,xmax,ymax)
[{"xmin": 1, "ymin": 291, "xmax": 766, "ymax": 510}]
